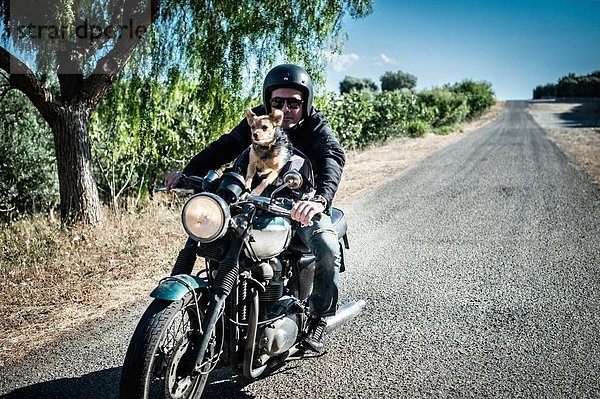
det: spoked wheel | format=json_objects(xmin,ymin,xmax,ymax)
[{"xmin": 120, "ymin": 292, "xmax": 218, "ymax": 399}]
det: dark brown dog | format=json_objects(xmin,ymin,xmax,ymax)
[{"xmin": 245, "ymin": 108, "xmax": 292, "ymax": 195}]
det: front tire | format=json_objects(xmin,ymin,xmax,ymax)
[{"xmin": 120, "ymin": 292, "xmax": 215, "ymax": 399}]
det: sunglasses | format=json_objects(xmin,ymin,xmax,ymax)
[{"xmin": 270, "ymin": 97, "xmax": 303, "ymax": 110}]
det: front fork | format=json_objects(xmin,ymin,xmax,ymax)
[
  {"xmin": 170, "ymin": 237, "xmax": 198, "ymax": 276},
  {"xmin": 193, "ymin": 234, "xmax": 246, "ymax": 373}
]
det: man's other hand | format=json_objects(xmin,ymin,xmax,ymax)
[{"xmin": 291, "ymin": 200, "xmax": 326, "ymax": 227}]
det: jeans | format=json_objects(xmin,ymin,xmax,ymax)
[{"xmin": 294, "ymin": 213, "xmax": 341, "ymax": 317}]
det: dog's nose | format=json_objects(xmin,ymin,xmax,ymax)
[{"xmin": 253, "ymin": 133, "xmax": 259, "ymax": 140}]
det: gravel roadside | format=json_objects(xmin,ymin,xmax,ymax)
[{"xmin": 528, "ymin": 100, "xmax": 600, "ymax": 185}]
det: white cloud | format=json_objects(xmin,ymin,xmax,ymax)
[
  {"xmin": 369, "ymin": 54, "xmax": 397, "ymax": 67},
  {"xmin": 328, "ymin": 53, "xmax": 361, "ymax": 72},
  {"xmin": 372, "ymin": 54, "xmax": 398, "ymax": 67},
  {"xmin": 380, "ymin": 53, "xmax": 396, "ymax": 64}
]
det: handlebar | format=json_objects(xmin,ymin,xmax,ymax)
[
  {"xmin": 153, "ymin": 187, "xmax": 194, "ymax": 194},
  {"xmin": 156, "ymin": 172, "xmax": 314, "ymax": 226},
  {"xmin": 153, "ymin": 174, "xmax": 206, "ymax": 194},
  {"xmin": 244, "ymin": 194, "xmax": 314, "ymax": 226},
  {"xmin": 244, "ymin": 194, "xmax": 295, "ymax": 217}
]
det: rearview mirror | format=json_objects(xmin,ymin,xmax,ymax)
[
  {"xmin": 270, "ymin": 170, "xmax": 304, "ymax": 198},
  {"xmin": 282, "ymin": 170, "xmax": 303, "ymax": 190}
]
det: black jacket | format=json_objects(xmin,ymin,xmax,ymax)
[{"xmin": 182, "ymin": 105, "xmax": 345, "ymax": 205}]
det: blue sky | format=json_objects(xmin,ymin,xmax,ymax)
[{"xmin": 324, "ymin": 0, "xmax": 600, "ymax": 100}]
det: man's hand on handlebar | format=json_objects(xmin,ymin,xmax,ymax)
[{"xmin": 164, "ymin": 171, "xmax": 183, "ymax": 190}]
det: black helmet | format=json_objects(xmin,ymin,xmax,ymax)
[{"xmin": 262, "ymin": 64, "xmax": 313, "ymax": 117}]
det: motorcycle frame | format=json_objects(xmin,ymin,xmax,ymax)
[{"xmin": 150, "ymin": 199, "xmax": 350, "ymax": 380}]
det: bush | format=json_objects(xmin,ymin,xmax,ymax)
[
  {"xmin": 320, "ymin": 80, "xmax": 491, "ymax": 149},
  {"xmin": 369, "ymin": 91, "xmax": 415, "ymax": 139},
  {"xmin": 449, "ymin": 80, "xmax": 495, "ymax": 118},
  {"xmin": 417, "ymin": 89, "xmax": 469, "ymax": 129},
  {"xmin": 0, "ymin": 88, "xmax": 58, "ymax": 221},
  {"xmin": 405, "ymin": 119, "xmax": 429, "ymax": 138},
  {"xmin": 321, "ymin": 91, "xmax": 378, "ymax": 150}
]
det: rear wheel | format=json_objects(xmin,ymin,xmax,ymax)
[{"xmin": 120, "ymin": 292, "xmax": 216, "ymax": 399}]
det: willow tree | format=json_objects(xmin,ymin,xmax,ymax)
[{"xmin": 0, "ymin": 0, "xmax": 372, "ymax": 225}]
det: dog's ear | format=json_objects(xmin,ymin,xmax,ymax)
[
  {"xmin": 271, "ymin": 109, "xmax": 284, "ymax": 127},
  {"xmin": 245, "ymin": 108, "xmax": 256, "ymax": 126}
]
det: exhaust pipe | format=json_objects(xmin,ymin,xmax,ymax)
[
  {"xmin": 275, "ymin": 300, "xmax": 365, "ymax": 363},
  {"xmin": 325, "ymin": 299, "xmax": 366, "ymax": 333}
]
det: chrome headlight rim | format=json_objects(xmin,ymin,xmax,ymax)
[{"xmin": 181, "ymin": 193, "xmax": 231, "ymax": 243}]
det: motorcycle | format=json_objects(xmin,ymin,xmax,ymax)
[{"xmin": 119, "ymin": 158, "xmax": 365, "ymax": 398}]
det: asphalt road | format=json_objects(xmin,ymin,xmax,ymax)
[{"xmin": 1, "ymin": 101, "xmax": 599, "ymax": 398}]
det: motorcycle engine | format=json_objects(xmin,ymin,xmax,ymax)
[
  {"xmin": 257, "ymin": 297, "xmax": 302, "ymax": 358},
  {"xmin": 252, "ymin": 259, "xmax": 303, "ymax": 360}
]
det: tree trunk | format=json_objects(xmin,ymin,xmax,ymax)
[{"xmin": 50, "ymin": 103, "xmax": 103, "ymax": 225}]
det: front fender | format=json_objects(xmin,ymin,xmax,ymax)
[{"xmin": 150, "ymin": 274, "xmax": 209, "ymax": 301}]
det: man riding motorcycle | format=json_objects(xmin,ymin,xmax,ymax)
[{"xmin": 164, "ymin": 64, "xmax": 345, "ymax": 352}]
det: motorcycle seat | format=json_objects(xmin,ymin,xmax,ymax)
[{"xmin": 288, "ymin": 207, "xmax": 348, "ymax": 254}]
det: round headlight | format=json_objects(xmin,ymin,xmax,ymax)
[{"xmin": 182, "ymin": 193, "xmax": 230, "ymax": 242}]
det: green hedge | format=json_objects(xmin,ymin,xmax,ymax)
[
  {"xmin": 3, "ymin": 74, "xmax": 494, "ymax": 216},
  {"xmin": 321, "ymin": 79, "xmax": 494, "ymax": 149},
  {"xmin": 417, "ymin": 89, "xmax": 469, "ymax": 130}
]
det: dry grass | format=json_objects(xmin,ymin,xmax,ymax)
[
  {"xmin": 547, "ymin": 128, "xmax": 600, "ymax": 186},
  {"xmin": 0, "ymin": 105, "xmax": 504, "ymax": 367},
  {"xmin": 0, "ymin": 201, "xmax": 186, "ymax": 367}
]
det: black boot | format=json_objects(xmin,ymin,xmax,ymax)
[{"xmin": 304, "ymin": 316, "xmax": 327, "ymax": 352}]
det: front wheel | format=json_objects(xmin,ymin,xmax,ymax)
[{"xmin": 119, "ymin": 292, "xmax": 216, "ymax": 399}]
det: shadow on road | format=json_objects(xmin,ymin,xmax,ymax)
[
  {"xmin": 201, "ymin": 360, "xmax": 302, "ymax": 398},
  {"xmin": 558, "ymin": 101, "xmax": 600, "ymax": 128},
  {"xmin": 0, "ymin": 367, "xmax": 121, "ymax": 399},
  {"xmin": 0, "ymin": 365, "xmax": 270, "ymax": 399},
  {"xmin": 202, "ymin": 371, "xmax": 258, "ymax": 398}
]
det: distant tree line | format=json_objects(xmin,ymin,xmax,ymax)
[
  {"xmin": 340, "ymin": 70, "xmax": 417, "ymax": 94},
  {"xmin": 533, "ymin": 71, "xmax": 600, "ymax": 99},
  {"xmin": 339, "ymin": 76, "xmax": 379, "ymax": 93}
]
